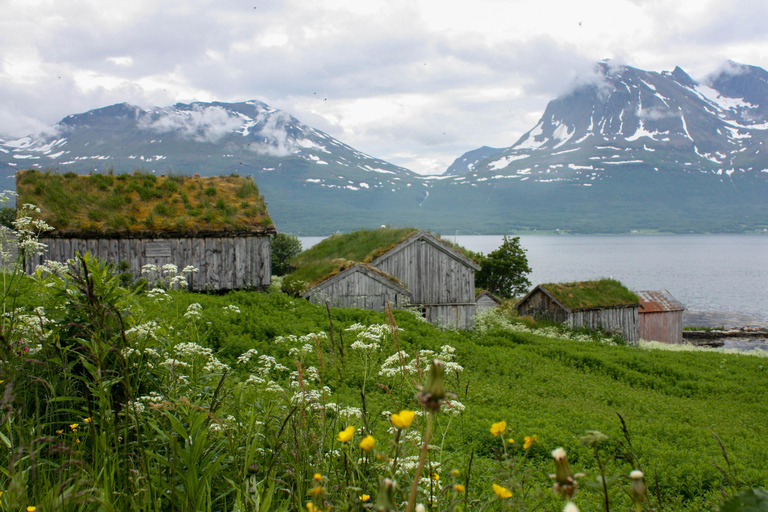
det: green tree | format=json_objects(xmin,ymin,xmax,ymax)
[
  {"xmin": 271, "ymin": 233, "xmax": 302, "ymax": 276},
  {"xmin": 0, "ymin": 206, "xmax": 15, "ymax": 229},
  {"xmin": 475, "ymin": 235, "xmax": 532, "ymax": 299}
]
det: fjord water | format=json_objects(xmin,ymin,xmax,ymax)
[{"xmin": 299, "ymin": 234, "xmax": 768, "ymax": 324}]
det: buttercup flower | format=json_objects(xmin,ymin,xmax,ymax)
[
  {"xmin": 359, "ymin": 494, "xmax": 370, "ymax": 502},
  {"xmin": 451, "ymin": 469, "xmax": 460, "ymax": 477},
  {"xmin": 83, "ymin": 417, "xmax": 92, "ymax": 423},
  {"xmin": 337, "ymin": 426, "xmax": 355, "ymax": 443},
  {"xmin": 313, "ymin": 473, "xmax": 323, "ymax": 482},
  {"xmin": 493, "ymin": 484, "xmax": 512, "ymax": 498},
  {"xmin": 27, "ymin": 507, "xmax": 37, "ymax": 512},
  {"xmin": 69, "ymin": 423, "xmax": 78, "ymax": 431},
  {"xmin": 431, "ymin": 473, "xmax": 440, "ymax": 482},
  {"xmin": 508, "ymin": 438, "xmax": 515, "ymax": 445},
  {"xmin": 391, "ymin": 410, "xmax": 415, "ymax": 429},
  {"xmin": 490, "ymin": 421, "xmax": 507, "ymax": 436},
  {"xmin": 454, "ymin": 484, "xmax": 466, "ymax": 492},
  {"xmin": 359, "ymin": 435, "xmax": 375, "ymax": 451},
  {"xmin": 524, "ymin": 435, "xmax": 538, "ymax": 449}
]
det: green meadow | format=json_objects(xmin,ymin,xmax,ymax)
[{"xmin": 1, "ymin": 254, "xmax": 766, "ymax": 512}]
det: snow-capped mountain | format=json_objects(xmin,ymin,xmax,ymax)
[
  {"xmin": 0, "ymin": 101, "xmax": 433, "ymax": 234},
  {"xmin": 447, "ymin": 60, "xmax": 768, "ymax": 184},
  {"xmin": 0, "ymin": 100, "xmax": 415, "ymax": 181}
]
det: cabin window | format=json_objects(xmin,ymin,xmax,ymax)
[{"xmin": 418, "ymin": 307, "xmax": 428, "ymax": 319}]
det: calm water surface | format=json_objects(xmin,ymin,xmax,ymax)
[{"xmin": 299, "ymin": 234, "xmax": 768, "ymax": 325}]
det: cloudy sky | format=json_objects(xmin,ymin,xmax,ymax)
[{"xmin": 2, "ymin": 0, "xmax": 768, "ymax": 174}]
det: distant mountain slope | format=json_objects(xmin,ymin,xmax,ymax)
[
  {"xmin": 0, "ymin": 101, "xmax": 433, "ymax": 233},
  {"xmin": 3, "ymin": 61, "xmax": 768, "ymax": 236},
  {"xmin": 427, "ymin": 60, "xmax": 768, "ymax": 234}
]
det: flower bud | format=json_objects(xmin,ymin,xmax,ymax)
[
  {"xmin": 551, "ymin": 448, "xmax": 578, "ymax": 499},
  {"xmin": 630, "ymin": 470, "xmax": 646, "ymax": 510},
  {"xmin": 417, "ymin": 360, "xmax": 445, "ymax": 412},
  {"xmin": 375, "ymin": 478, "xmax": 398, "ymax": 512}
]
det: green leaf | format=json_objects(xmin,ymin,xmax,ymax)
[{"xmin": 719, "ymin": 489, "xmax": 768, "ymax": 512}]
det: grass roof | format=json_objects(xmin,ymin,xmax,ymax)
[
  {"xmin": 541, "ymin": 279, "xmax": 640, "ymax": 310},
  {"xmin": 16, "ymin": 170, "xmax": 274, "ymax": 236},
  {"xmin": 285, "ymin": 228, "xmax": 417, "ymax": 292}
]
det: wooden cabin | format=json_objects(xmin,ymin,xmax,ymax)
[
  {"xmin": 476, "ymin": 290, "xmax": 502, "ymax": 313},
  {"xmin": 303, "ymin": 263, "xmax": 411, "ymax": 311},
  {"xmin": 290, "ymin": 228, "xmax": 480, "ymax": 329},
  {"xmin": 16, "ymin": 170, "xmax": 275, "ymax": 291},
  {"xmin": 637, "ymin": 290, "xmax": 685, "ymax": 344},
  {"xmin": 516, "ymin": 279, "xmax": 641, "ymax": 344},
  {"xmin": 369, "ymin": 231, "xmax": 481, "ymax": 329}
]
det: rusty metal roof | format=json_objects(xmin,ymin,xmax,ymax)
[{"xmin": 636, "ymin": 290, "xmax": 685, "ymax": 313}]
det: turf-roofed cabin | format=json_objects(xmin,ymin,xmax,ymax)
[
  {"xmin": 287, "ymin": 228, "xmax": 481, "ymax": 329},
  {"xmin": 16, "ymin": 170, "xmax": 276, "ymax": 291},
  {"xmin": 516, "ymin": 279, "xmax": 641, "ymax": 344}
]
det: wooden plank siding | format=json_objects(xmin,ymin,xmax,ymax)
[
  {"xmin": 639, "ymin": 310, "xmax": 683, "ymax": 344},
  {"xmin": 370, "ymin": 234, "xmax": 478, "ymax": 329},
  {"xmin": 303, "ymin": 264, "xmax": 411, "ymax": 312},
  {"xmin": 517, "ymin": 287, "xmax": 640, "ymax": 344},
  {"xmin": 567, "ymin": 306, "xmax": 639, "ymax": 344},
  {"xmin": 26, "ymin": 235, "xmax": 271, "ymax": 291}
]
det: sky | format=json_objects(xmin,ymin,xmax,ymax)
[{"xmin": 2, "ymin": 0, "xmax": 768, "ymax": 175}]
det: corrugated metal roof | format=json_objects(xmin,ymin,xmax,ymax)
[{"xmin": 637, "ymin": 290, "xmax": 685, "ymax": 313}]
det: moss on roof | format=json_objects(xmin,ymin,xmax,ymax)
[
  {"xmin": 15, "ymin": 170, "xmax": 275, "ymax": 236},
  {"xmin": 541, "ymin": 279, "xmax": 640, "ymax": 310},
  {"xmin": 284, "ymin": 228, "xmax": 417, "ymax": 293}
]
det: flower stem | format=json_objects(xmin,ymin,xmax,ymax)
[{"xmin": 406, "ymin": 412, "xmax": 433, "ymax": 512}]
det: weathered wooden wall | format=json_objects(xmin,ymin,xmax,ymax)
[
  {"xmin": 476, "ymin": 294, "xmax": 500, "ymax": 313},
  {"xmin": 27, "ymin": 235, "xmax": 271, "ymax": 291},
  {"xmin": 517, "ymin": 289, "xmax": 569, "ymax": 323},
  {"xmin": 567, "ymin": 306, "xmax": 640, "ymax": 344},
  {"xmin": 373, "ymin": 239, "xmax": 476, "ymax": 305},
  {"xmin": 639, "ymin": 310, "xmax": 683, "ymax": 344},
  {"xmin": 304, "ymin": 267, "xmax": 410, "ymax": 312},
  {"xmin": 425, "ymin": 304, "xmax": 477, "ymax": 330}
]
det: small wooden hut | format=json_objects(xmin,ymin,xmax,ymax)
[
  {"xmin": 289, "ymin": 228, "xmax": 480, "ymax": 329},
  {"xmin": 516, "ymin": 279, "xmax": 640, "ymax": 344},
  {"xmin": 16, "ymin": 170, "xmax": 276, "ymax": 291},
  {"xmin": 303, "ymin": 263, "xmax": 411, "ymax": 311},
  {"xmin": 637, "ymin": 290, "xmax": 685, "ymax": 344},
  {"xmin": 476, "ymin": 290, "xmax": 502, "ymax": 313}
]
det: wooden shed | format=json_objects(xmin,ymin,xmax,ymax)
[
  {"xmin": 287, "ymin": 228, "xmax": 480, "ymax": 329},
  {"xmin": 637, "ymin": 290, "xmax": 685, "ymax": 344},
  {"xmin": 16, "ymin": 170, "xmax": 276, "ymax": 291},
  {"xmin": 303, "ymin": 263, "xmax": 411, "ymax": 311},
  {"xmin": 516, "ymin": 279, "xmax": 641, "ymax": 344},
  {"xmin": 476, "ymin": 290, "xmax": 502, "ymax": 313}
]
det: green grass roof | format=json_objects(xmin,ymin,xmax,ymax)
[
  {"xmin": 284, "ymin": 228, "xmax": 417, "ymax": 292},
  {"xmin": 541, "ymin": 279, "xmax": 640, "ymax": 309},
  {"xmin": 16, "ymin": 170, "xmax": 275, "ymax": 236}
]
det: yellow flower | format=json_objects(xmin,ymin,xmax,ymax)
[
  {"xmin": 337, "ymin": 426, "xmax": 355, "ymax": 443},
  {"xmin": 508, "ymin": 438, "xmax": 515, "ymax": 445},
  {"xmin": 69, "ymin": 423, "xmax": 79, "ymax": 431},
  {"xmin": 27, "ymin": 507, "xmax": 37, "ymax": 512},
  {"xmin": 451, "ymin": 469, "xmax": 460, "ymax": 477},
  {"xmin": 359, "ymin": 494, "xmax": 370, "ymax": 502},
  {"xmin": 493, "ymin": 484, "xmax": 512, "ymax": 498},
  {"xmin": 310, "ymin": 486, "xmax": 324, "ymax": 496},
  {"xmin": 56, "ymin": 429, "xmax": 64, "ymax": 434},
  {"xmin": 524, "ymin": 435, "xmax": 538, "ymax": 450},
  {"xmin": 431, "ymin": 473, "xmax": 440, "ymax": 482},
  {"xmin": 75, "ymin": 439, "xmax": 80, "ymax": 444},
  {"xmin": 313, "ymin": 473, "xmax": 323, "ymax": 482},
  {"xmin": 391, "ymin": 410, "xmax": 415, "ymax": 429},
  {"xmin": 359, "ymin": 435, "xmax": 375, "ymax": 451},
  {"xmin": 83, "ymin": 417, "xmax": 92, "ymax": 423},
  {"xmin": 454, "ymin": 484, "xmax": 466, "ymax": 493},
  {"xmin": 490, "ymin": 421, "xmax": 507, "ymax": 436}
]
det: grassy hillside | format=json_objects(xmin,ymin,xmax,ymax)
[{"xmin": 2, "ymin": 257, "xmax": 766, "ymax": 511}]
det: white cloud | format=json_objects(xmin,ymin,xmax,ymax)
[{"xmin": 2, "ymin": 0, "xmax": 768, "ymax": 172}]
